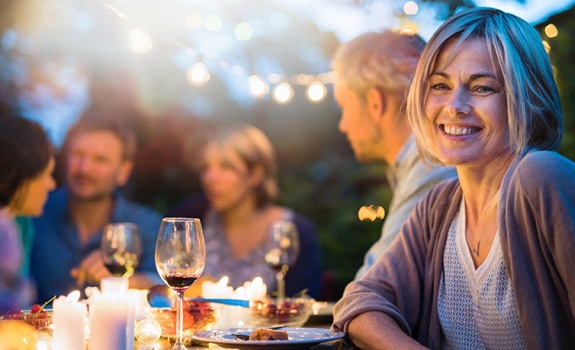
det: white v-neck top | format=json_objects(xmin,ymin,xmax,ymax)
[{"xmin": 438, "ymin": 197, "xmax": 525, "ymax": 349}]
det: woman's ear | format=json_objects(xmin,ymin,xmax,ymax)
[{"xmin": 248, "ymin": 165, "xmax": 265, "ymax": 188}]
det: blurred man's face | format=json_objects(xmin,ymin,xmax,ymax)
[
  {"xmin": 65, "ymin": 130, "xmax": 132, "ymax": 202},
  {"xmin": 334, "ymin": 82, "xmax": 381, "ymax": 163}
]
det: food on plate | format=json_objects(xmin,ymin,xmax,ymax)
[
  {"xmin": 250, "ymin": 297, "xmax": 310, "ymax": 325},
  {"xmin": 153, "ymin": 299, "xmax": 217, "ymax": 336},
  {"xmin": 1, "ymin": 303, "xmax": 52, "ymax": 331},
  {"xmin": 249, "ymin": 327, "xmax": 289, "ymax": 341}
]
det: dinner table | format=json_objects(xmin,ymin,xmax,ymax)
[
  {"xmin": 0, "ymin": 301, "xmax": 356, "ymax": 350},
  {"xmin": 137, "ymin": 303, "xmax": 356, "ymax": 349}
]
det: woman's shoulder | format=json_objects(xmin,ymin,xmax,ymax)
[{"xmin": 515, "ymin": 150, "xmax": 575, "ymax": 183}]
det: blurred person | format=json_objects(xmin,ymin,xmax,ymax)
[
  {"xmin": 30, "ymin": 109, "xmax": 162, "ymax": 303},
  {"xmin": 0, "ymin": 110, "xmax": 56, "ymax": 313},
  {"xmin": 333, "ymin": 7, "xmax": 575, "ymax": 349},
  {"xmin": 332, "ymin": 30, "xmax": 457, "ymax": 279},
  {"xmin": 169, "ymin": 124, "xmax": 322, "ymax": 298}
]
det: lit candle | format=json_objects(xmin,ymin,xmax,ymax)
[
  {"xmin": 88, "ymin": 299, "xmax": 131, "ymax": 350},
  {"xmin": 202, "ymin": 276, "xmax": 233, "ymax": 298},
  {"xmin": 247, "ymin": 277, "xmax": 267, "ymax": 301},
  {"xmin": 52, "ymin": 290, "xmax": 87, "ymax": 350},
  {"xmin": 100, "ymin": 276, "xmax": 128, "ymax": 294},
  {"xmin": 88, "ymin": 279, "xmax": 135, "ymax": 350}
]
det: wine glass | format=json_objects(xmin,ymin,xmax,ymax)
[
  {"xmin": 264, "ymin": 220, "xmax": 300, "ymax": 302},
  {"xmin": 101, "ymin": 222, "xmax": 142, "ymax": 278},
  {"xmin": 155, "ymin": 218, "xmax": 206, "ymax": 350}
]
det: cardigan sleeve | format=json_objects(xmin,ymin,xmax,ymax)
[
  {"xmin": 499, "ymin": 150, "xmax": 575, "ymax": 348},
  {"xmin": 332, "ymin": 179, "xmax": 461, "ymax": 349}
]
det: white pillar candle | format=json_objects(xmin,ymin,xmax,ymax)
[
  {"xmin": 88, "ymin": 280, "xmax": 135, "ymax": 350},
  {"xmin": 229, "ymin": 286, "xmax": 249, "ymax": 327},
  {"xmin": 100, "ymin": 276, "xmax": 129, "ymax": 294},
  {"xmin": 248, "ymin": 277, "xmax": 267, "ymax": 301},
  {"xmin": 88, "ymin": 299, "xmax": 131, "ymax": 350},
  {"xmin": 53, "ymin": 290, "xmax": 87, "ymax": 350}
]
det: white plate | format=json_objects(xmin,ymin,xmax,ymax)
[{"xmin": 193, "ymin": 327, "xmax": 345, "ymax": 349}]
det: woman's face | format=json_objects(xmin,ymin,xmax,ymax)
[
  {"xmin": 12, "ymin": 156, "xmax": 56, "ymax": 217},
  {"xmin": 199, "ymin": 144, "xmax": 259, "ymax": 212},
  {"xmin": 424, "ymin": 38, "xmax": 512, "ymax": 169}
]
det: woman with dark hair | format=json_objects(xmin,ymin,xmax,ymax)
[{"xmin": 0, "ymin": 110, "xmax": 56, "ymax": 313}]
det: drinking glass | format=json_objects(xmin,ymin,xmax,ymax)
[
  {"xmin": 264, "ymin": 220, "xmax": 300, "ymax": 302},
  {"xmin": 101, "ymin": 222, "xmax": 142, "ymax": 278},
  {"xmin": 155, "ymin": 218, "xmax": 206, "ymax": 350}
]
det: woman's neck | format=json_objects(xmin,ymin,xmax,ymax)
[{"xmin": 0, "ymin": 206, "xmax": 15, "ymax": 220}]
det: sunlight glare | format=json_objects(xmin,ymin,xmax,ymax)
[{"xmin": 128, "ymin": 28, "xmax": 153, "ymax": 54}]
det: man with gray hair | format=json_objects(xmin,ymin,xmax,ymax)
[{"xmin": 332, "ymin": 30, "xmax": 456, "ymax": 279}]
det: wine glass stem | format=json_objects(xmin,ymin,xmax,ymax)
[
  {"xmin": 175, "ymin": 291, "xmax": 186, "ymax": 349},
  {"xmin": 276, "ymin": 265, "xmax": 289, "ymax": 302}
]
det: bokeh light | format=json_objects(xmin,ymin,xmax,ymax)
[
  {"xmin": 248, "ymin": 75, "xmax": 269, "ymax": 98},
  {"xmin": 306, "ymin": 81, "xmax": 327, "ymax": 102},
  {"xmin": 186, "ymin": 62, "xmax": 211, "ymax": 86},
  {"xmin": 235, "ymin": 22, "xmax": 253, "ymax": 41},
  {"xmin": 545, "ymin": 23, "xmax": 559, "ymax": 38},
  {"xmin": 272, "ymin": 82, "xmax": 294, "ymax": 104},
  {"xmin": 128, "ymin": 28, "xmax": 153, "ymax": 54},
  {"xmin": 205, "ymin": 14, "xmax": 223, "ymax": 31},
  {"xmin": 403, "ymin": 1, "xmax": 419, "ymax": 16}
]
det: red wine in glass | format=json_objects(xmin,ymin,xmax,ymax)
[
  {"xmin": 163, "ymin": 273, "xmax": 200, "ymax": 293},
  {"xmin": 101, "ymin": 223, "xmax": 142, "ymax": 278},
  {"xmin": 104, "ymin": 262, "xmax": 129, "ymax": 276},
  {"xmin": 155, "ymin": 218, "xmax": 205, "ymax": 350}
]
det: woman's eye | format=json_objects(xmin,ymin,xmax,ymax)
[
  {"xmin": 475, "ymin": 86, "xmax": 495, "ymax": 93},
  {"xmin": 430, "ymin": 83, "xmax": 449, "ymax": 91}
]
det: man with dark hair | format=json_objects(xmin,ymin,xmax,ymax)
[{"xmin": 31, "ymin": 109, "xmax": 162, "ymax": 302}]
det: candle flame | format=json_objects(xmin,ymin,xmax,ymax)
[
  {"xmin": 66, "ymin": 290, "xmax": 81, "ymax": 303},
  {"xmin": 218, "ymin": 276, "xmax": 229, "ymax": 287}
]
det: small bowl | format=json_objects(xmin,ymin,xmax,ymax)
[
  {"xmin": 151, "ymin": 300, "xmax": 219, "ymax": 342},
  {"xmin": 1, "ymin": 309, "xmax": 53, "ymax": 333},
  {"xmin": 248, "ymin": 296, "xmax": 314, "ymax": 327}
]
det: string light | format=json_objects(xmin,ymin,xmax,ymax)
[
  {"xmin": 186, "ymin": 62, "xmax": 211, "ymax": 86},
  {"xmin": 272, "ymin": 82, "xmax": 294, "ymax": 104},
  {"xmin": 96, "ymin": 0, "xmax": 389, "ymax": 104},
  {"xmin": 306, "ymin": 81, "xmax": 327, "ymax": 102},
  {"xmin": 248, "ymin": 75, "xmax": 270, "ymax": 98}
]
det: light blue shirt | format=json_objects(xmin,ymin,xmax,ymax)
[{"xmin": 355, "ymin": 136, "xmax": 457, "ymax": 279}]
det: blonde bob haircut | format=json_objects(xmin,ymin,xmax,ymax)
[
  {"xmin": 203, "ymin": 124, "xmax": 278, "ymax": 208},
  {"xmin": 407, "ymin": 7, "xmax": 563, "ymax": 165}
]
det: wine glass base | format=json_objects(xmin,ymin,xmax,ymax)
[{"xmin": 172, "ymin": 343, "xmax": 189, "ymax": 350}]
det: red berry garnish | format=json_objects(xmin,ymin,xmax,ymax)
[{"xmin": 30, "ymin": 304, "xmax": 43, "ymax": 314}]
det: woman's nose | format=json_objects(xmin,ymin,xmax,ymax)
[{"xmin": 445, "ymin": 88, "xmax": 471, "ymax": 116}]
